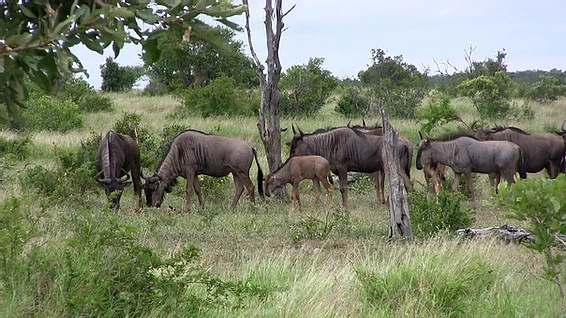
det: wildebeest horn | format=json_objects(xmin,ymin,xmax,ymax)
[
  {"xmin": 297, "ymin": 125, "xmax": 304, "ymax": 136},
  {"xmin": 419, "ymin": 131, "xmax": 424, "ymax": 140},
  {"xmin": 292, "ymin": 124, "xmax": 297, "ymax": 135},
  {"xmin": 95, "ymin": 171, "xmax": 110, "ymax": 183},
  {"xmin": 281, "ymin": 127, "xmax": 288, "ymax": 132},
  {"xmin": 347, "ymin": 120, "xmax": 351, "ymax": 127},
  {"xmin": 562, "ymin": 120, "xmax": 565, "ymax": 132},
  {"xmin": 471, "ymin": 120, "xmax": 478, "ymax": 131},
  {"xmin": 362, "ymin": 119, "xmax": 366, "ymax": 126}
]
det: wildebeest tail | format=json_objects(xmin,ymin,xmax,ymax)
[
  {"xmin": 518, "ymin": 148, "xmax": 527, "ymax": 179},
  {"xmin": 401, "ymin": 145, "xmax": 411, "ymax": 179},
  {"xmin": 253, "ymin": 148, "xmax": 264, "ymax": 197}
]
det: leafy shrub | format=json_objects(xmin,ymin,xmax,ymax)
[
  {"xmin": 0, "ymin": 134, "xmax": 31, "ymax": 160},
  {"xmin": 16, "ymin": 94, "xmax": 83, "ymax": 132},
  {"xmin": 408, "ymin": 189, "xmax": 475, "ymax": 238},
  {"xmin": 458, "ymin": 71, "xmax": 512, "ymax": 120},
  {"xmin": 0, "ymin": 207, "xmax": 270, "ymax": 316},
  {"xmin": 112, "ymin": 112, "xmax": 159, "ymax": 170},
  {"xmin": 359, "ymin": 48, "xmax": 429, "ymax": 118},
  {"xmin": 417, "ymin": 90, "xmax": 459, "ymax": 133},
  {"xmin": 19, "ymin": 165, "xmax": 59, "ymax": 197},
  {"xmin": 526, "ymin": 75, "xmax": 565, "ymax": 103},
  {"xmin": 280, "ymin": 57, "xmax": 338, "ymax": 117},
  {"xmin": 290, "ymin": 210, "xmax": 350, "ymax": 242},
  {"xmin": 335, "ymin": 86, "xmax": 370, "ymax": 118},
  {"xmin": 57, "ymin": 78, "xmax": 114, "ymax": 113},
  {"xmin": 498, "ymin": 175, "xmax": 566, "ymax": 312},
  {"xmin": 180, "ymin": 74, "xmax": 253, "ymax": 117},
  {"xmin": 100, "ymin": 57, "xmax": 141, "ymax": 92}
]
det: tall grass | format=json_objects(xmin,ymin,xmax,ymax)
[{"xmin": 1, "ymin": 93, "xmax": 565, "ymax": 316}]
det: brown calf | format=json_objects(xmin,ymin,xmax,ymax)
[{"xmin": 265, "ymin": 155, "xmax": 333, "ymax": 213}]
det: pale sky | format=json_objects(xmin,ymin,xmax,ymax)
[{"xmin": 72, "ymin": 0, "xmax": 566, "ymax": 89}]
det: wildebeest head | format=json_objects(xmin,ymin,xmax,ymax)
[
  {"xmin": 144, "ymin": 173, "xmax": 175, "ymax": 207},
  {"xmin": 416, "ymin": 131, "xmax": 434, "ymax": 170},
  {"xmin": 264, "ymin": 174, "xmax": 283, "ymax": 197},
  {"xmin": 96, "ymin": 171, "xmax": 131, "ymax": 209},
  {"xmin": 288, "ymin": 125, "xmax": 311, "ymax": 157}
]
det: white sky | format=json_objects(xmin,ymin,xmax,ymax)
[{"xmin": 72, "ymin": 0, "xmax": 566, "ymax": 89}]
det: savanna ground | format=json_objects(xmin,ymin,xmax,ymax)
[{"xmin": 1, "ymin": 93, "xmax": 565, "ymax": 317}]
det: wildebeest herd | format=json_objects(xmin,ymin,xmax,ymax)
[{"xmin": 96, "ymin": 122, "xmax": 566, "ymax": 212}]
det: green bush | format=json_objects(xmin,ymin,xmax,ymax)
[
  {"xmin": 408, "ymin": 189, "xmax": 475, "ymax": 238},
  {"xmin": 16, "ymin": 94, "xmax": 83, "ymax": 132},
  {"xmin": 0, "ymin": 134, "xmax": 31, "ymax": 160},
  {"xmin": 100, "ymin": 57, "xmax": 141, "ymax": 92},
  {"xmin": 416, "ymin": 90, "xmax": 459, "ymax": 133},
  {"xmin": 458, "ymin": 71, "xmax": 512, "ymax": 121},
  {"xmin": 112, "ymin": 112, "xmax": 159, "ymax": 170},
  {"xmin": 180, "ymin": 74, "xmax": 253, "ymax": 117},
  {"xmin": 0, "ymin": 206, "xmax": 269, "ymax": 316},
  {"xmin": 280, "ymin": 57, "xmax": 338, "ymax": 117},
  {"xmin": 19, "ymin": 165, "xmax": 59, "ymax": 197},
  {"xmin": 57, "ymin": 78, "xmax": 114, "ymax": 113},
  {"xmin": 335, "ymin": 86, "xmax": 370, "ymax": 118}
]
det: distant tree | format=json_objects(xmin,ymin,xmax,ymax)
[
  {"xmin": 359, "ymin": 49, "xmax": 429, "ymax": 118},
  {"xmin": 280, "ymin": 57, "xmax": 338, "ymax": 116},
  {"xmin": 459, "ymin": 71, "xmax": 513, "ymax": 121},
  {"xmin": 143, "ymin": 26, "xmax": 258, "ymax": 94},
  {"xmin": 100, "ymin": 57, "xmax": 141, "ymax": 92},
  {"xmin": 526, "ymin": 75, "xmax": 566, "ymax": 103},
  {"xmin": 0, "ymin": 0, "xmax": 246, "ymax": 119}
]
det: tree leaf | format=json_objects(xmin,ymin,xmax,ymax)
[{"xmin": 142, "ymin": 38, "xmax": 161, "ymax": 64}]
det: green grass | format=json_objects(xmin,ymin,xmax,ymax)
[{"xmin": 1, "ymin": 93, "xmax": 565, "ymax": 317}]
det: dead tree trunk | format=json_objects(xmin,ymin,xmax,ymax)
[
  {"xmin": 243, "ymin": 1, "xmax": 294, "ymax": 191},
  {"xmin": 379, "ymin": 102, "xmax": 412, "ymax": 238}
]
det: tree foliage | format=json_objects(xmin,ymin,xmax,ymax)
[
  {"xmin": 416, "ymin": 90, "xmax": 459, "ymax": 133},
  {"xmin": 100, "ymin": 57, "xmax": 141, "ymax": 92},
  {"xmin": 359, "ymin": 49, "xmax": 429, "ymax": 118},
  {"xmin": 458, "ymin": 71, "xmax": 513, "ymax": 120},
  {"xmin": 280, "ymin": 57, "xmax": 337, "ymax": 116},
  {"xmin": 0, "ymin": 0, "xmax": 246, "ymax": 119},
  {"xmin": 144, "ymin": 26, "xmax": 258, "ymax": 94},
  {"xmin": 526, "ymin": 75, "xmax": 566, "ymax": 103}
]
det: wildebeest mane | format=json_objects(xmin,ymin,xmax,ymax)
[
  {"xmin": 492, "ymin": 126, "xmax": 531, "ymax": 135},
  {"xmin": 309, "ymin": 126, "xmax": 366, "ymax": 138},
  {"xmin": 271, "ymin": 157, "xmax": 293, "ymax": 175},
  {"xmin": 430, "ymin": 130, "xmax": 476, "ymax": 142}
]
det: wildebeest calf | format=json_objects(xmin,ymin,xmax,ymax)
[{"xmin": 265, "ymin": 155, "xmax": 333, "ymax": 213}]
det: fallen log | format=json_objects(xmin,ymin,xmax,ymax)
[{"xmin": 456, "ymin": 224, "xmax": 566, "ymax": 247}]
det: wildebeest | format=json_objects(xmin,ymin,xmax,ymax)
[
  {"xmin": 416, "ymin": 132, "xmax": 526, "ymax": 208},
  {"xmin": 423, "ymin": 161, "xmax": 447, "ymax": 194},
  {"xmin": 474, "ymin": 125, "xmax": 564, "ymax": 178},
  {"xmin": 95, "ymin": 131, "xmax": 142, "ymax": 209},
  {"xmin": 347, "ymin": 121, "xmax": 414, "ymax": 192},
  {"xmin": 144, "ymin": 129, "xmax": 263, "ymax": 212},
  {"xmin": 264, "ymin": 155, "xmax": 333, "ymax": 213},
  {"xmin": 289, "ymin": 126, "xmax": 396, "ymax": 207}
]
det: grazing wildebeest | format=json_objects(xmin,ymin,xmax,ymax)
[
  {"xmin": 347, "ymin": 121, "xmax": 414, "ymax": 192},
  {"xmin": 264, "ymin": 155, "xmax": 333, "ymax": 213},
  {"xmin": 416, "ymin": 132, "xmax": 526, "ymax": 208},
  {"xmin": 474, "ymin": 125, "xmax": 564, "ymax": 178},
  {"xmin": 95, "ymin": 131, "xmax": 142, "ymax": 209},
  {"xmin": 289, "ymin": 126, "xmax": 392, "ymax": 207},
  {"xmin": 144, "ymin": 129, "xmax": 263, "ymax": 212}
]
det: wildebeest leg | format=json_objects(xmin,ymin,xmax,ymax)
[
  {"xmin": 451, "ymin": 173, "xmax": 461, "ymax": 192},
  {"xmin": 192, "ymin": 178, "xmax": 204, "ymax": 208},
  {"xmin": 185, "ymin": 172, "xmax": 196, "ymax": 212},
  {"xmin": 464, "ymin": 172, "xmax": 476, "ymax": 208},
  {"xmin": 231, "ymin": 174, "xmax": 245, "ymax": 209},
  {"xmin": 312, "ymin": 179, "xmax": 321, "ymax": 210},
  {"xmin": 290, "ymin": 182, "xmax": 301, "ymax": 214},
  {"xmin": 321, "ymin": 176, "xmax": 333, "ymax": 206},
  {"xmin": 236, "ymin": 171, "xmax": 256, "ymax": 206},
  {"xmin": 548, "ymin": 160, "xmax": 561, "ymax": 179},
  {"xmin": 131, "ymin": 168, "xmax": 142, "ymax": 208},
  {"xmin": 488, "ymin": 172, "xmax": 500, "ymax": 193},
  {"xmin": 338, "ymin": 170, "xmax": 349, "ymax": 208}
]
